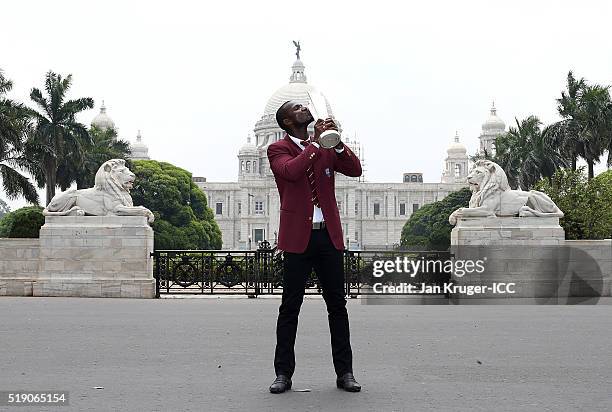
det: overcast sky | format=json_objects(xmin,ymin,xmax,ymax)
[{"xmin": 2, "ymin": 0, "xmax": 611, "ymax": 209}]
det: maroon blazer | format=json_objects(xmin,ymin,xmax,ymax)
[{"xmin": 267, "ymin": 134, "xmax": 362, "ymax": 253}]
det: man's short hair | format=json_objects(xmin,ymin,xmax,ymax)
[{"xmin": 275, "ymin": 101, "xmax": 292, "ymax": 131}]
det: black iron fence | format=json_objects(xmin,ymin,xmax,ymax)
[{"xmin": 151, "ymin": 241, "xmax": 452, "ymax": 297}]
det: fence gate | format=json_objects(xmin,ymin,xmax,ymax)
[{"xmin": 151, "ymin": 241, "xmax": 452, "ymax": 298}]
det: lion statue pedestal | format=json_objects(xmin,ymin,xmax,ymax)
[
  {"xmin": 34, "ymin": 159, "xmax": 155, "ymax": 298},
  {"xmin": 448, "ymin": 160, "xmax": 568, "ymax": 303},
  {"xmin": 35, "ymin": 216, "xmax": 155, "ymax": 298}
]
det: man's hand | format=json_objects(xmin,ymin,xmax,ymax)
[
  {"xmin": 312, "ymin": 118, "xmax": 340, "ymax": 147},
  {"xmin": 323, "ymin": 117, "xmax": 338, "ymax": 132},
  {"xmin": 323, "ymin": 118, "xmax": 344, "ymax": 150},
  {"xmin": 312, "ymin": 119, "xmax": 325, "ymax": 144}
]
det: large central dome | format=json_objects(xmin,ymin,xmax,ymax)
[{"xmin": 263, "ymin": 58, "xmax": 333, "ymax": 117}]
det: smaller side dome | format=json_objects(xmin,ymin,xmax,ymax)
[
  {"xmin": 91, "ymin": 100, "xmax": 115, "ymax": 130},
  {"xmin": 482, "ymin": 102, "xmax": 505, "ymax": 131},
  {"xmin": 130, "ymin": 130, "xmax": 150, "ymax": 160},
  {"xmin": 238, "ymin": 135, "xmax": 258, "ymax": 156},
  {"xmin": 447, "ymin": 131, "xmax": 467, "ymax": 154}
]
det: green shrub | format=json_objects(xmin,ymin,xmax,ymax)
[
  {"xmin": 400, "ymin": 188, "xmax": 471, "ymax": 250},
  {"xmin": 534, "ymin": 168, "xmax": 612, "ymax": 240},
  {"xmin": 0, "ymin": 206, "xmax": 45, "ymax": 238}
]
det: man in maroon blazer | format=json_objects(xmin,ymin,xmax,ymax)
[{"xmin": 267, "ymin": 100, "xmax": 362, "ymax": 393}]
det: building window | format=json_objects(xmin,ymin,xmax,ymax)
[
  {"xmin": 354, "ymin": 202, "xmax": 359, "ymax": 215},
  {"xmin": 254, "ymin": 228, "xmax": 264, "ymax": 243},
  {"xmin": 355, "ymin": 231, "xmax": 359, "ymax": 241},
  {"xmin": 411, "ymin": 175, "xmax": 417, "ymax": 182},
  {"xmin": 413, "ymin": 203, "xmax": 419, "ymax": 213},
  {"xmin": 237, "ymin": 230, "xmax": 241, "ymax": 240},
  {"xmin": 454, "ymin": 163, "xmax": 461, "ymax": 177},
  {"xmin": 399, "ymin": 203, "xmax": 406, "ymax": 216},
  {"xmin": 237, "ymin": 202, "xmax": 242, "ymax": 215},
  {"xmin": 253, "ymin": 161, "xmax": 257, "ymax": 172},
  {"xmin": 255, "ymin": 201, "xmax": 264, "ymax": 214},
  {"xmin": 215, "ymin": 202, "xmax": 223, "ymax": 215},
  {"xmin": 246, "ymin": 161, "xmax": 250, "ymax": 172},
  {"xmin": 373, "ymin": 202, "xmax": 380, "ymax": 216},
  {"xmin": 240, "ymin": 161, "xmax": 244, "ymax": 171}
]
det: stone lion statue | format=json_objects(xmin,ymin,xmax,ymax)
[
  {"xmin": 449, "ymin": 160, "xmax": 563, "ymax": 225},
  {"xmin": 43, "ymin": 159, "xmax": 154, "ymax": 223}
]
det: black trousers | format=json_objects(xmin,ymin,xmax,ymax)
[{"xmin": 273, "ymin": 227, "xmax": 353, "ymax": 378}]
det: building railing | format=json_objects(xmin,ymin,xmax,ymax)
[{"xmin": 151, "ymin": 241, "xmax": 452, "ymax": 298}]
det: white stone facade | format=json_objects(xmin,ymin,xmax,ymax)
[{"xmin": 198, "ymin": 176, "xmax": 466, "ymax": 250}]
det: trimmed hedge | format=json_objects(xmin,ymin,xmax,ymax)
[{"xmin": 0, "ymin": 206, "xmax": 45, "ymax": 238}]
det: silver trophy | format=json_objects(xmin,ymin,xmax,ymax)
[{"xmin": 306, "ymin": 90, "xmax": 341, "ymax": 149}]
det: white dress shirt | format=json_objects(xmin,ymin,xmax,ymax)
[{"xmin": 288, "ymin": 134, "xmax": 344, "ymax": 223}]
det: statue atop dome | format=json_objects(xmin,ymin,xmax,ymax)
[{"xmin": 292, "ymin": 40, "xmax": 301, "ymax": 60}]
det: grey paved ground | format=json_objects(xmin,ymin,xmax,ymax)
[{"xmin": 1, "ymin": 297, "xmax": 611, "ymax": 412}]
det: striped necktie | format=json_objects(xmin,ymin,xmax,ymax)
[{"xmin": 300, "ymin": 141, "xmax": 320, "ymax": 207}]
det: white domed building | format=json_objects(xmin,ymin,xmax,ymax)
[
  {"xmin": 441, "ymin": 132, "xmax": 469, "ymax": 183},
  {"xmin": 193, "ymin": 50, "xmax": 479, "ymax": 250},
  {"xmin": 91, "ymin": 101, "xmax": 116, "ymax": 131},
  {"xmin": 238, "ymin": 135, "xmax": 259, "ymax": 180},
  {"xmin": 479, "ymin": 102, "xmax": 506, "ymax": 155},
  {"xmin": 130, "ymin": 130, "xmax": 150, "ymax": 160}
]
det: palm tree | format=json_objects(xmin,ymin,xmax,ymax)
[
  {"xmin": 27, "ymin": 71, "xmax": 93, "ymax": 205},
  {"xmin": 57, "ymin": 125, "xmax": 132, "ymax": 190},
  {"xmin": 493, "ymin": 128, "xmax": 524, "ymax": 189},
  {"xmin": 551, "ymin": 71, "xmax": 612, "ymax": 179},
  {"xmin": 0, "ymin": 69, "xmax": 39, "ymax": 204},
  {"xmin": 469, "ymin": 148, "xmax": 495, "ymax": 163},
  {"xmin": 577, "ymin": 84, "xmax": 611, "ymax": 178},
  {"xmin": 494, "ymin": 116, "xmax": 567, "ymax": 190},
  {"xmin": 556, "ymin": 71, "xmax": 586, "ymax": 170}
]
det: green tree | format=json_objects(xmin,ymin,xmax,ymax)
[
  {"xmin": 494, "ymin": 116, "xmax": 567, "ymax": 190},
  {"xmin": 0, "ymin": 69, "xmax": 39, "ymax": 204},
  {"xmin": 549, "ymin": 72, "xmax": 612, "ymax": 179},
  {"xmin": 0, "ymin": 198, "xmax": 10, "ymax": 219},
  {"xmin": 26, "ymin": 71, "xmax": 93, "ymax": 205},
  {"xmin": 0, "ymin": 206, "xmax": 44, "ymax": 238},
  {"xmin": 130, "ymin": 160, "xmax": 222, "ymax": 250},
  {"xmin": 469, "ymin": 147, "xmax": 494, "ymax": 163},
  {"xmin": 548, "ymin": 71, "xmax": 586, "ymax": 171},
  {"xmin": 534, "ymin": 168, "xmax": 612, "ymax": 239},
  {"xmin": 578, "ymin": 84, "xmax": 612, "ymax": 177},
  {"xmin": 57, "ymin": 125, "xmax": 132, "ymax": 190},
  {"xmin": 400, "ymin": 188, "xmax": 471, "ymax": 250}
]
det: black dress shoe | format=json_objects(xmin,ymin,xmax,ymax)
[
  {"xmin": 336, "ymin": 372, "xmax": 361, "ymax": 392},
  {"xmin": 269, "ymin": 375, "xmax": 292, "ymax": 393}
]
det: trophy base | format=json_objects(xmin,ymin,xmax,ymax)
[{"xmin": 320, "ymin": 130, "xmax": 341, "ymax": 149}]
